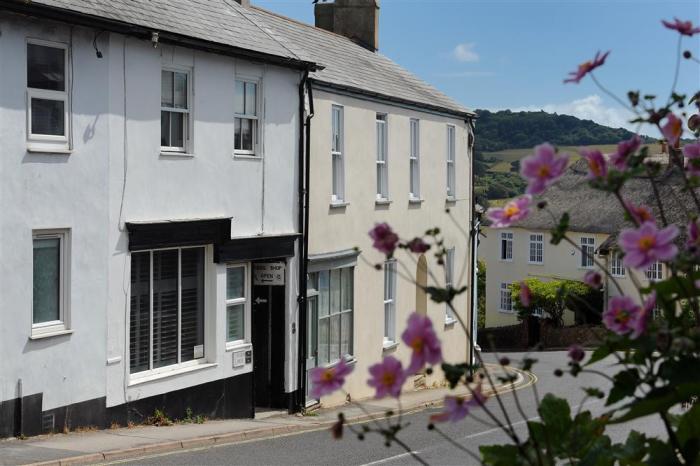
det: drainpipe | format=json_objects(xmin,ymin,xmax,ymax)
[
  {"xmin": 295, "ymin": 70, "xmax": 314, "ymax": 412},
  {"xmin": 467, "ymin": 119, "xmax": 480, "ymax": 369}
]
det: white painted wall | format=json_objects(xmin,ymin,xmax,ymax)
[
  {"xmin": 308, "ymin": 89, "xmax": 473, "ymax": 404},
  {"xmin": 0, "ymin": 13, "xmax": 303, "ymax": 411}
]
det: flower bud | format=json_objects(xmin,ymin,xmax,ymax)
[
  {"xmin": 499, "ymin": 357, "xmax": 510, "ymax": 366},
  {"xmin": 683, "ymin": 50, "xmax": 692, "ymax": 59},
  {"xmin": 554, "ymin": 369, "xmax": 563, "ymax": 377}
]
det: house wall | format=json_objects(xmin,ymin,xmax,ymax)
[
  {"xmin": 479, "ymin": 226, "xmax": 663, "ymax": 329},
  {"xmin": 308, "ymin": 89, "xmax": 473, "ymax": 404},
  {"xmin": 0, "ymin": 12, "xmax": 302, "ymax": 435}
]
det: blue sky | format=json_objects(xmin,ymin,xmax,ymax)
[{"xmin": 255, "ymin": 0, "xmax": 699, "ymax": 133}]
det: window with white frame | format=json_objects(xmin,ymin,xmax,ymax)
[
  {"xmin": 447, "ymin": 125, "xmax": 456, "ymax": 198},
  {"xmin": 528, "ymin": 233, "xmax": 544, "ymax": 264},
  {"xmin": 409, "ymin": 118, "xmax": 421, "ymax": 199},
  {"xmin": 130, "ymin": 247, "xmax": 205, "ymax": 376},
  {"xmin": 580, "ymin": 237, "xmax": 595, "ymax": 268},
  {"xmin": 160, "ymin": 69, "xmax": 190, "ymax": 152},
  {"xmin": 234, "ymin": 79, "xmax": 258, "ymax": 154},
  {"xmin": 500, "ymin": 232, "xmax": 513, "ymax": 261},
  {"xmin": 532, "ymin": 308, "xmax": 544, "ymax": 318},
  {"xmin": 383, "ymin": 260, "xmax": 397, "ymax": 345},
  {"xmin": 646, "ymin": 261, "xmax": 663, "ymax": 281},
  {"xmin": 313, "ymin": 267, "xmax": 353, "ymax": 365},
  {"xmin": 376, "ymin": 114, "xmax": 389, "ymax": 200},
  {"xmin": 611, "ymin": 251, "xmax": 625, "ymax": 277},
  {"xmin": 445, "ymin": 247, "xmax": 456, "ymax": 322},
  {"xmin": 32, "ymin": 229, "xmax": 70, "ymax": 336},
  {"xmin": 226, "ymin": 264, "xmax": 249, "ymax": 346},
  {"xmin": 27, "ymin": 40, "xmax": 69, "ymax": 143},
  {"xmin": 331, "ymin": 106, "xmax": 345, "ymax": 202},
  {"xmin": 500, "ymin": 283, "xmax": 513, "ymax": 312}
]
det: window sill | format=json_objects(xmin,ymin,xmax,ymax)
[
  {"xmin": 29, "ymin": 328, "xmax": 73, "ymax": 340},
  {"xmin": 444, "ymin": 318, "xmax": 457, "ymax": 328},
  {"xmin": 499, "ymin": 259, "xmax": 514, "ymax": 263},
  {"xmin": 233, "ymin": 153, "xmax": 261, "ymax": 160},
  {"xmin": 408, "ymin": 198, "xmax": 424, "ymax": 205},
  {"xmin": 527, "ymin": 262, "xmax": 544, "ymax": 266},
  {"xmin": 330, "ymin": 201, "xmax": 349, "ymax": 209},
  {"xmin": 445, "ymin": 197, "xmax": 457, "ymax": 204},
  {"xmin": 27, "ymin": 144, "xmax": 72, "ymax": 155},
  {"xmin": 498, "ymin": 309, "xmax": 515, "ymax": 314},
  {"xmin": 160, "ymin": 151, "xmax": 195, "ymax": 158},
  {"xmin": 128, "ymin": 362, "xmax": 218, "ymax": 386},
  {"xmin": 382, "ymin": 341, "xmax": 398, "ymax": 351},
  {"xmin": 225, "ymin": 341, "xmax": 252, "ymax": 352},
  {"xmin": 375, "ymin": 199, "xmax": 392, "ymax": 206}
]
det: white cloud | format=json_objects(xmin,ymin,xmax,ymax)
[
  {"xmin": 507, "ymin": 94, "xmax": 654, "ymax": 136},
  {"xmin": 452, "ymin": 43, "xmax": 479, "ymax": 63}
]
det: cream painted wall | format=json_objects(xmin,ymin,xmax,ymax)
[
  {"xmin": 479, "ymin": 226, "xmax": 663, "ymax": 328},
  {"xmin": 308, "ymin": 89, "xmax": 473, "ymax": 405}
]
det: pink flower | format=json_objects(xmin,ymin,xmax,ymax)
[
  {"xmin": 583, "ymin": 271, "xmax": 602, "ymax": 289},
  {"xmin": 401, "ymin": 312, "xmax": 442, "ymax": 374},
  {"xmin": 519, "ymin": 281, "xmax": 532, "ymax": 307},
  {"xmin": 661, "ymin": 113, "xmax": 683, "ymax": 148},
  {"xmin": 619, "ymin": 222, "xmax": 679, "ymax": 269},
  {"xmin": 369, "ymin": 223, "xmax": 399, "ymax": 257},
  {"xmin": 624, "ymin": 201, "xmax": 656, "ymax": 226},
  {"xmin": 367, "ymin": 356, "xmax": 407, "ymax": 399},
  {"xmin": 581, "ymin": 148, "xmax": 607, "ymax": 180},
  {"xmin": 430, "ymin": 384, "xmax": 488, "ymax": 424},
  {"xmin": 310, "ymin": 359, "xmax": 353, "ymax": 399},
  {"xmin": 564, "ymin": 50, "xmax": 610, "ymax": 84},
  {"xmin": 610, "ymin": 135, "xmax": 641, "ymax": 170},
  {"xmin": 683, "ymin": 142, "xmax": 700, "ymax": 177},
  {"xmin": 486, "ymin": 195, "xmax": 531, "ymax": 228},
  {"xmin": 568, "ymin": 344, "xmax": 585, "ymax": 363},
  {"xmin": 406, "ymin": 237, "xmax": 430, "ymax": 254},
  {"xmin": 521, "ymin": 143, "xmax": 569, "ymax": 195},
  {"xmin": 603, "ymin": 296, "xmax": 647, "ymax": 339},
  {"xmin": 662, "ymin": 18, "xmax": 700, "ymax": 36}
]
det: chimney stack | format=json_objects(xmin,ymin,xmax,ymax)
[
  {"xmin": 314, "ymin": 0, "xmax": 380, "ymax": 52},
  {"xmin": 234, "ymin": 0, "xmax": 250, "ymax": 7}
]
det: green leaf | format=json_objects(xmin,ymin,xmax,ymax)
[
  {"xmin": 539, "ymin": 394, "xmax": 572, "ymax": 436},
  {"xmin": 646, "ymin": 438, "xmax": 681, "ymax": 466},
  {"xmin": 612, "ymin": 382, "xmax": 700, "ymax": 423},
  {"xmin": 480, "ymin": 444, "xmax": 524, "ymax": 466},
  {"xmin": 583, "ymin": 387, "xmax": 605, "ymax": 399},
  {"xmin": 550, "ymin": 213, "xmax": 570, "ymax": 245},
  {"xmin": 586, "ymin": 344, "xmax": 613, "ymax": 366},
  {"xmin": 607, "ymin": 369, "xmax": 640, "ymax": 406},
  {"xmin": 678, "ymin": 404, "xmax": 700, "ymax": 461}
]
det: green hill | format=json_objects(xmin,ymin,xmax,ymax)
[{"xmin": 473, "ymin": 110, "xmax": 657, "ymax": 207}]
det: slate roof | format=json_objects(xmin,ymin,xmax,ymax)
[
  {"xmin": 506, "ymin": 157, "xmax": 695, "ymax": 238},
  {"xmin": 248, "ymin": 6, "xmax": 474, "ymax": 118}
]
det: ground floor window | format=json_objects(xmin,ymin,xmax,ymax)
[
  {"xmin": 500, "ymin": 282, "xmax": 513, "ymax": 312},
  {"xmin": 130, "ymin": 247, "xmax": 205, "ymax": 375},
  {"xmin": 226, "ymin": 263, "xmax": 249, "ymax": 346},
  {"xmin": 308, "ymin": 267, "xmax": 354, "ymax": 366},
  {"xmin": 32, "ymin": 229, "xmax": 70, "ymax": 335}
]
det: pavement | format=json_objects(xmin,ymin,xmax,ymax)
[{"xmin": 0, "ymin": 364, "xmax": 530, "ymax": 466}]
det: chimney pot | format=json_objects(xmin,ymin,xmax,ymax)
[{"xmin": 314, "ymin": 0, "xmax": 380, "ymax": 52}]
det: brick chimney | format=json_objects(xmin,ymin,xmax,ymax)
[
  {"xmin": 314, "ymin": 0, "xmax": 380, "ymax": 52},
  {"xmin": 234, "ymin": 0, "xmax": 250, "ymax": 7}
]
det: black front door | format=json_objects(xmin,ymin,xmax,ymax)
[{"xmin": 252, "ymin": 263, "xmax": 286, "ymax": 409}]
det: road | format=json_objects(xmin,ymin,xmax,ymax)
[{"xmin": 113, "ymin": 351, "xmax": 666, "ymax": 465}]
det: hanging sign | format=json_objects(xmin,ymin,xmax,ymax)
[{"xmin": 254, "ymin": 262, "xmax": 285, "ymax": 286}]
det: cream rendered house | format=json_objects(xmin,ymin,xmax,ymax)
[
  {"xmin": 480, "ymin": 157, "xmax": 683, "ymax": 329},
  {"xmin": 249, "ymin": 1, "xmax": 476, "ymax": 406}
]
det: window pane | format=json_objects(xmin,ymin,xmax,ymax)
[
  {"xmin": 341, "ymin": 311, "xmax": 352, "ymax": 356},
  {"xmin": 152, "ymin": 249, "xmax": 179, "ymax": 369},
  {"xmin": 241, "ymin": 118, "xmax": 253, "ymax": 151},
  {"xmin": 169, "ymin": 112, "xmax": 184, "ymax": 148},
  {"xmin": 181, "ymin": 247, "xmax": 205, "ymax": 362},
  {"xmin": 174, "ymin": 72, "xmax": 187, "ymax": 109},
  {"xmin": 245, "ymin": 82, "xmax": 257, "ymax": 116},
  {"xmin": 130, "ymin": 251, "xmax": 151, "ymax": 374},
  {"xmin": 330, "ymin": 314, "xmax": 341, "ymax": 363},
  {"xmin": 318, "ymin": 317, "xmax": 330, "ymax": 365},
  {"xmin": 318, "ymin": 270, "xmax": 330, "ymax": 317},
  {"xmin": 330, "ymin": 269, "xmax": 341, "ymax": 314},
  {"xmin": 227, "ymin": 266, "xmax": 245, "ymax": 300},
  {"xmin": 33, "ymin": 238, "xmax": 60, "ymax": 324},
  {"xmin": 227, "ymin": 303, "xmax": 245, "ymax": 342},
  {"xmin": 234, "ymin": 118, "xmax": 241, "ymax": 150},
  {"xmin": 27, "ymin": 44, "xmax": 65, "ymax": 91},
  {"xmin": 31, "ymin": 98, "xmax": 64, "ymax": 136},
  {"xmin": 307, "ymin": 296, "xmax": 318, "ymax": 357},
  {"xmin": 235, "ymin": 81, "xmax": 245, "ymax": 115},
  {"xmin": 341, "ymin": 267, "xmax": 353, "ymax": 310},
  {"xmin": 161, "ymin": 70, "xmax": 173, "ymax": 107},
  {"xmin": 160, "ymin": 111, "xmax": 170, "ymax": 147}
]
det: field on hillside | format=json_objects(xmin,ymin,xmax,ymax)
[{"xmin": 483, "ymin": 143, "xmax": 657, "ymax": 165}]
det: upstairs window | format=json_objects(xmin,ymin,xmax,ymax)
[
  {"xmin": 409, "ymin": 119, "xmax": 421, "ymax": 199},
  {"xmin": 446, "ymin": 125, "xmax": 456, "ymax": 198},
  {"xmin": 646, "ymin": 261, "xmax": 663, "ymax": 282},
  {"xmin": 376, "ymin": 114, "xmax": 389, "ymax": 200},
  {"xmin": 528, "ymin": 233, "xmax": 544, "ymax": 264},
  {"xmin": 580, "ymin": 237, "xmax": 595, "ymax": 268},
  {"xmin": 27, "ymin": 41, "xmax": 69, "ymax": 143},
  {"xmin": 161, "ymin": 69, "xmax": 190, "ymax": 152},
  {"xmin": 235, "ymin": 80, "xmax": 258, "ymax": 155},
  {"xmin": 383, "ymin": 260, "xmax": 397, "ymax": 345},
  {"xmin": 611, "ymin": 251, "xmax": 625, "ymax": 277},
  {"xmin": 331, "ymin": 106, "xmax": 345, "ymax": 202},
  {"xmin": 500, "ymin": 232, "xmax": 513, "ymax": 261}
]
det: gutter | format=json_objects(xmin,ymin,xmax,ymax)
[
  {"xmin": 467, "ymin": 119, "xmax": 481, "ymax": 369},
  {"xmin": 2, "ymin": 0, "xmax": 319, "ymax": 71}
]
